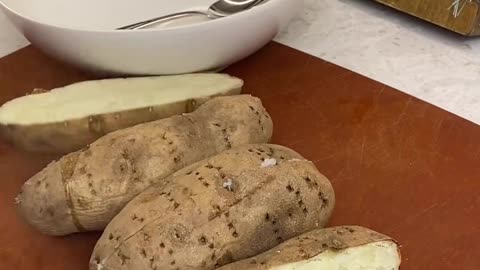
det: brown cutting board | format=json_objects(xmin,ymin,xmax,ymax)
[{"xmin": 0, "ymin": 43, "xmax": 479, "ymax": 270}]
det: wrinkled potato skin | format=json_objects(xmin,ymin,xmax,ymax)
[
  {"xmin": 216, "ymin": 226, "xmax": 398, "ymax": 270},
  {"xmin": 16, "ymin": 95, "xmax": 272, "ymax": 236},
  {"xmin": 90, "ymin": 144, "xmax": 335, "ymax": 270}
]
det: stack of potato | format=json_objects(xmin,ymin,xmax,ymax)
[{"xmin": 1, "ymin": 74, "xmax": 401, "ymax": 270}]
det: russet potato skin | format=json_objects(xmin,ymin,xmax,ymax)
[
  {"xmin": 1, "ymin": 87, "xmax": 241, "ymax": 154},
  {"xmin": 216, "ymin": 226, "xmax": 399, "ymax": 270},
  {"xmin": 16, "ymin": 95, "xmax": 273, "ymax": 236},
  {"xmin": 89, "ymin": 144, "xmax": 335, "ymax": 270}
]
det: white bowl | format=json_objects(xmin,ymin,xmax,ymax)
[{"xmin": 0, "ymin": 0, "xmax": 302, "ymax": 75}]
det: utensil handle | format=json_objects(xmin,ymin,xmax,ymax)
[{"xmin": 117, "ymin": 11, "xmax": 209, "ymax": 30}]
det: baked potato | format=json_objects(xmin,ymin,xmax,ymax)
[
  {"xmin": 0, "ymin": 73, "xmax": 242, "ymax": 153},
  {"xmin": 90, "ymin": 144, "xmax": 335, "ymax": 270},
  {"xmin": 216, "ymin": 226, "xmax": 401, "ymax": 270},
  {"xmin": 16, "ymin": 95, "xmax": 272, "ymax": 236}
]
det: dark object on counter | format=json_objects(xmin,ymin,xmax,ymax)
[{"xmin": 375, "ymin": 0, "xmax": 480, "ymax": 36}]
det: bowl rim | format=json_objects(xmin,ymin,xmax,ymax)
[{"xmin": 0, "ymin": 0, "xmax": 290, "ymax": 33}]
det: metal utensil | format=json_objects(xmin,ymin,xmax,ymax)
[{"xmin": 117, "ymin": 0, "xmax": 266, "ymax": 30}]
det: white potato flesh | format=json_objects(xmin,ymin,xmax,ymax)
[
  {"xmin": 0, "ymin": 73, "xmax": 242, "ymax": 125},
  {"xmin": 272, "ymin": 241, "xmax": 400, "ymax": 270}
]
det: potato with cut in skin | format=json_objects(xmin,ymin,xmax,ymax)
[
  {"xmin": 0, "ymin": 73, "xmax": 243, "ymax": 153},
  {"xmin": 16, "ymin": 95, "xmax": 272, "ymax": 236},
  {"xmin": 89, "ymin": 144, "xmax": 335, "ymax": 270},
  {"xmin": 216, "ymin": 226, "xmax": 401, "ymax": 270}
]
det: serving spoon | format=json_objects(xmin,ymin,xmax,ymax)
[{"xmin": 117, "ymin": 0, "xmax": 266, "ymax": 30}]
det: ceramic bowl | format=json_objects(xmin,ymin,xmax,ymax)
[{"xmin": 0, "ymin": 0, "xmax": 302, "ymax": 75}]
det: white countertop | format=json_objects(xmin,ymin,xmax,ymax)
[{"xmin": 2, "ymin": 0, "xmax": 480, "ymax": 125}]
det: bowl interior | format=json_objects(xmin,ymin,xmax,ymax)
[{"xmin": 0, "ymin": 0, "xmax": 217, "ymax": 30}]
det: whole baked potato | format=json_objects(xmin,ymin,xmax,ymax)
[
  {"xmin": 90, "ymin": 144, "xmax": 335, "ymax": 270},
  {"xmin": 16, "ymin": 95, "xmax": 272, "ymax": 236}
]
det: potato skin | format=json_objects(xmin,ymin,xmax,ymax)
[
  {"xmin": 89, "ymin": 144, "xmax": 335, "ymax": 270},
  {"xmin": 16, "ymin": 95, "xmax": 272, "ymax": 236},
  {"xmin": 1, "ymin": 87, "xmax": 241, "ymax": 154},
  {"xmin": 216, "ymin": 226, "xmax": 399, "ymax": 270}
]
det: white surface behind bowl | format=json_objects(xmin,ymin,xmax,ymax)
[{"xmin": 0, "ymin": 0, "xmax": 302, "ymax": 75}]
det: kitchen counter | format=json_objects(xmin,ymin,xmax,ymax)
[{"xmin": 276, "ymin": 0, "xmax": 480, "ymax": 125}]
